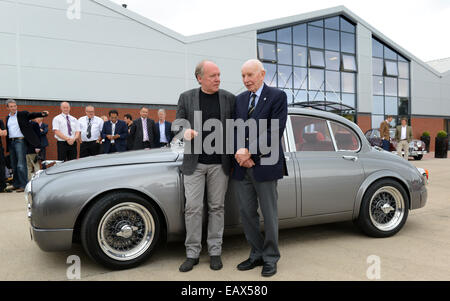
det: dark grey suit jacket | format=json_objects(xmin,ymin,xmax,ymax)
[
  {"xmin": 175, "ymin": 88, "xmax": 235, "ymax": 175},
  {"xmin": 129, "ymin": 118, "xmax": 157, "ymax": 150}
]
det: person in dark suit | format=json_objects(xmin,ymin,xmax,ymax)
[
  {"xmin": 175, "ymin": 60, "xmax": 235, "ymax": 272},
  {"xmin": 26, "ymin": 120, "xmax": 42, "ymax": 181},
  {"xmin": 129, "ymin": 106, "xmax": 157, "ymax": 150},
  {"xmin": 36, "ymin": 117, "xmax": 48, "ymax": 169},
  {"xmin": 101, "ymin": 110, "xmax": 128, "ymax": 154},
  {"xmin": 232, "ymin": 59, "xmax": 288, "ymax": 277},
  {"xmin": 123, "ymin": 114, "xmax": 134, "ymax": 151},
  {"xmin": 0, "ymin": 119, "xmax": 12, "ymax": 193},
  {"xmin": 154, "ymin": 109, "xmax": 173, "ymax": 147},
  {"xmin": 5, "ymin": 99, "xmax": 48, "ymax": 192}
]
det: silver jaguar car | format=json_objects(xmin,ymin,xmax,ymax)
[{"xmin": 26, "ymin": 108, "xmax": 428, "ymax": 270}]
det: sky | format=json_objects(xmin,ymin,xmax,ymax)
[{"xmin": 109, "ymin": 0, "xmax": 450, "ymax": 62}]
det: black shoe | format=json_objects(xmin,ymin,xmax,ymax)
[
  {"xmin": 237, "ymin": 258, "xmax": 264, "ymax": 271},
  {"xmin": 179, "ymin": 258, "xmax": 199, "ymax": 272},
  {"xmin": 261, "ymin": 262, "xmax": 277, "ymax": 277},
  {"xmin": 210, "ymin": 256, "xmax": 223, "ymax": 271},
  {"xmin": 1, "ymin": 187, "xmax": 12, "ymax": 193}
]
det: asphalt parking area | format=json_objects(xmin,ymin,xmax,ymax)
[{"xmin": 0, "ymin": 156, "xmax": 449, "ymax": 281}]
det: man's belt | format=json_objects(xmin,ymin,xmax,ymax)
[{"xmin": 9, "ymin": 137, "xmax": 24, "ymax": 141}]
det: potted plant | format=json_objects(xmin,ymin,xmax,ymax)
[
  {"xmin": 420, "ymin": 131, "xmax": 431, "ymax": 153},
  {"xmin": 435, "ymin": 130, "xmax": 448, "ymax": 158}
]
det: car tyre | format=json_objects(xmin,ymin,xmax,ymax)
[
  {"xmin": 81, "ymin": 192, "xmax": 161, "ymax": 270},
  {"xmin": 356, "ymin": 179, "xmax": 409, "ymax": 238},
  {"xmin": 414, "ymin": 155, "xmax": 423, "ymax": 160}
]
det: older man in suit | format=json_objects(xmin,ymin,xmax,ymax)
[
  {"xmin": 101, "ymin": 110, "xmax": 128, "ymax": 153},
  {"xmin": 233, "ymin": 59, "xmax": 287, "ymax": 277},
  {"xmin": 395, "ymin": 117, "xmax": 413, "ymax": 160},
  {"xmin": 379, "ymin": 116, "xmax": 393, "ymax": 151},
  {"xmin": 35, "ymin": 118, "xmax": 49, "ymax": 169},
  {"xmin": 5, "ymin": 99, "xmax": 48, "ymax": 192},
  {"xmin": 175, "ymin": 60, "xmax": 235, "ymax": 272},
  {"xmin": 130, "ymin": 106, "xmax": 157, "ymax": 150},
  {"xmin": 154, "ymin": 109, "xmax": 173, "ymax": 147}
]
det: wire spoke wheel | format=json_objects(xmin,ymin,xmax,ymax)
[
  {"xmin": 369, "ymin": 186, "xmax": 405, "ymax": 232},
  {"xmin": 97, "ymin": 202, "xmax": 155, "ymax": 261}
]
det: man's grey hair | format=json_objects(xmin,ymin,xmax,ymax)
[
  {"xmin": 242, "ymin": 59, "xmax": 265, "ymax": 72},
  {"xmin": 194, "ymin": 60, "xmax": 216, "ymax": 83},
  {"xmin": 5, "ymin": 99, "xmax": 16, "ymax": 107},
  {"xmin": 158, "ymin": 109, "xmax": 166, "ymax": 114}
]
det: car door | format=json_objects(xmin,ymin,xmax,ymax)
[
  {"xmin": 290, "ymin": 114, "xmax": 365, "ymax": 217},
  {"xmin": 224, "ymin": 128, "xmax": 298, "ymax": 226}
]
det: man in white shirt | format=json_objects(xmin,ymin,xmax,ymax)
[
  {"xmin": 78, "ymin": 105, "xmax": 104, "ymax": 158},
  {"xmin": 52, "ymin": 102, "xmax": 80, "ymax": 161},
  {"xmin": 155, "ymin": 109, "xmax": 173, "ymax": 148},
  {"xmin": 395, "ymin": 117, "xmax": 413, "ymax": 160}
]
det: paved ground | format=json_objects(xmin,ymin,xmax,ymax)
[{"xmin": 0, "ymin": 153, "xmax": 449, "ymax": 281}]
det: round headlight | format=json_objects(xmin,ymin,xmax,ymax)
[{"xmin": 417, "ymin": 141, "xmax": 423, "ymax": 147}]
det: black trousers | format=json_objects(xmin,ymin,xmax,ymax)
[
  {"xmin": 0, "ymin": 146, "xmax": 6, "ymax": 191},
  {"xmin": 80, "ymin": 141, "xmax": 99, "ymax": 158},
  {"xmin": 57, "ymin": 141, "xmax": 77, "ymax": 161}
]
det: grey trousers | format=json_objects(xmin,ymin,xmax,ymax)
[
  {"xmin": 183, "ymin": 163, "xmax": 228, "ymax": 258},
  {"xmin": 233, "ymin": 169, "xmax": 280, "ymax": 264},
  {"xmin": 396, "ymin": 140, "xmax": 409, "ymax": 160}
]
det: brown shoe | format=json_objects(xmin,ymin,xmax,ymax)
[{"xmin": 15, "ymin": 188, "xmax": 25, "ymax": 193}]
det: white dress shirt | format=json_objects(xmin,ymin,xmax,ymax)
[
  {"xmin": 78, "ymin": 116, "xmax": 104, "ymax": 142},
  {"xmin": 159, "ymin": 121, "xmax": 168, "ymax": 143},
  {"xmin": 7, "ymin": 113, "xmax": 24, "ymax": 138},
  {"xmin": 52, "ymin": 113, "xmax": 80, "ymax": 141},
  {"xmin": 111, "ymin": 121, "xmax": 117, "ymax": 144},
  {"xmin": 401, "ymin": 126, "xmax": 407, "ymax": 140}
]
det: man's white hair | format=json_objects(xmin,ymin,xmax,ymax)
[{"xmin": 242, "ymin": 59, "xmax": 265, "ymax": 71}]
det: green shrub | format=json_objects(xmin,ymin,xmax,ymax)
[
  {"xmin": 422, "ymin": 131, "xmax": 430, "ymax": 137},
  {"xmin": 437, "ymin": 130, "xmax": 448, "ymax": 139}
]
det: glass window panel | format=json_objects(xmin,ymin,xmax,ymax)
[
  {"xmin": 398, "ymin": 62, "xmax": 409, "ymax": 78},
  {"xmin": 293, "ymin": 24, "xmax": 307, "ymax": 45},
  {"xmin": 325, "ymin": 71, "xmax": 340, "ymax": 92},
  {"xmin": 385, "ymin": 60, "xmax": 398, "ymax": 77},
  {"xmin": 341, "ymin": 93, "xmax": 355, "ymax": 108},
  {"xmin": 282, "ymin": 89, "xmax": 294, "ymax": 103},
  {"xmin": 277, "ymin": 27, "xmax": 292, "ymax": 44},
  {"xmin": 384, "ymin": 46, "xmax": 397, "ymax": 60},
  {"xmin": 293, "ymin": 67, "xmax": 308, "ymax": 90},
  {"xmin": 294, "ymin": 89, "xmax": 308, "ymax": 102},
  {"xmin": 330, "ymin": 121, "xmax": 360, "ymax": 151},
  {"xmin": 325, "ymin": 92, "xmax": 340, "ymax": 102},
  {"xmin": 258, "ymin": 31, "xmax": 275, "ymax": 41},
  {"xmin": 341, "ymin": 32, "xmax": 355, "ymax": 54},
  {"xmin": 384, "ymin": 77, "xmax": 398, "ymax": 96},
  {"xmin": 308, "ymin": 90, "xmax": 325, "ymax": 101},
  {"xmin": 385, "ymin": 96, "xmax": 398, "ymax": 115},
  {"xmin": 325, "ymin": 16, "xmax": 339, "ymax": 30},
  {"xmin": 372, "ymin": 115, "xmax": 385, "ymax": 129},
  {"xmin": 341, "ymin": 72, "xmax": 355, "ymax": 93},
  {"xmin": 399, "ymin": 97, "xmax": 409, "ymax": 116},
  {"xmin": 325, "ymin": 51, "xmax": 340, "ymax": 70},
  {"xmin": 398, "ymin": 54, "xmax": 408, "ymax": 62},
  {"xmin": 309, "ymin": 69, "xmax": 325, "ymax": 91},
  {"xmin": 293, "ymin": 45, "xmax": 307, "ymax": 66},
  {"xmin": 309, "ymin": 49, "xmax": 325, "ymax": 68},
  {"xmin": 258, "ymin": 42, "xmax": 276, "ymax": 61},
  {"xmin": 372, "ymin": 39, "xmax": 383, "ymax": 58},
  {"xmin": 290, "ymin": 116, "xmax": 334, "ymax": 152},
  {"xmin": 309, "ymin": 20, "xmax": 323, "ymax": 27},
  {"xmin": 372, "ymin": 58, "xmax": 383, "ymax": 75},
  {"xmin": 389, "ymin": 118, "xmax": 397, "ymax": 128},
  {"xmin": 278, "ymin": 65, "xmax": 293, "ymax": 89},
  {"xmin": 373, "ymin": 76, "xmax": 384, "ymax": 95},
  {"xmin": 373, "ymin": 95, "xmax": 384, "ymax": 114},
  {"xmin": 340, "ymin": 17, "xmax": 355, "ymax": 33},
  {"xmin": 325, "ymin": 29, "xmax": 340, "ymax": 51},
  {"xmin": 308, "ymin": 26, "xmax": 324, "ymax": 48},
  {"xmin": 342, "ymin": 54, "xmax": 357, "ymax": 72},
  {"xmin": 263, "ymin": 63, "xmax": 277, "ymax": 87},
  {"xmin": 399, "ymin": 79, "xmax": 409, "ymax": 97},
  {"xmin": 277, "ymin": 43, "xmax": 292, "ymax": 65}
]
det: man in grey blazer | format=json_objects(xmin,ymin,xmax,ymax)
[{"xmin": 175, "ymin": 60, "xmax": 235, "ymax": 272}]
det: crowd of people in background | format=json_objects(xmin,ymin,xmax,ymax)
[{"xmin": 0, "ymin": 99, "xmax": 174, "ymax": 193}]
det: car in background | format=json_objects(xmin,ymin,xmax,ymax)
[{"xmin": 365, "ymin": 128, "xmax": 427, "ymax": 160}]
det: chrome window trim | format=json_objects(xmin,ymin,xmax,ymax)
[
  {"xmin": 327, "ymin": 120, "xmax": 338, "ymax": 152},
  {"xmin": 328, "ymin": 120, "xmax": 362, "ymax": 153},
  {"xmin": 285, "ymin": 115, "xmax": 296, "ymax": 152}
]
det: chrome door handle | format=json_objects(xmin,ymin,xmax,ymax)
[{"xmin": 343, "ymin": 155, "xmax": 358, "ymax": 162}]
